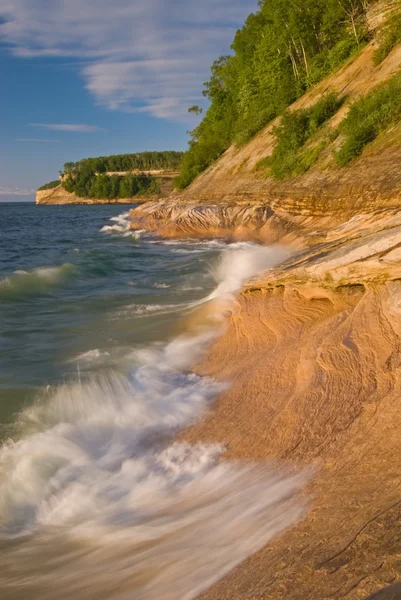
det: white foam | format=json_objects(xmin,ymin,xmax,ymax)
[
  {"xmin": 114, "ymin": 302, "xmax": 187, "ymax": 319},
  {"xmin": 100, "ymin": 224, "xmax": 129, "ymax": 234},
  {"xmin": 69, "ymin": 349, "xmax": 111, "ymax": 366},
  {"xmin": 110, "ymin": 211, "xmax": 130, "ymax": 224},
  {"xmin": 100, "ymin": 211, "xmax": 135, "ymax": 235},
  {"xmin": 209, "ymin": 243, "xmax": 288, "ymax": 299},
  {"xmin": 153, "ymin": 282, "xmax": 171, "ymax": 289}
]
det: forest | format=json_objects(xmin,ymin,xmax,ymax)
[
  {"xmin": 62, "ymin": 151, "xmax": 183, "ymax": 177},
  {"xmin": 175, "ymin": 0, "xmax": 377, "ymax": 189},
  {"xmin": 62, "ymin": 171, "xmax": 160, "ymax": 200},
  {"xmin": 58, "ymin": 151, "xmax": 183, "ymax": 199}
]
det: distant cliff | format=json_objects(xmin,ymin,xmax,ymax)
[
  {"xmin": 36, "ymin": 149, "xmax": 182, "ymax": 204},
  {"xmin": 36, "ymin": 170, "xmax": 178, "ymax": 205}
]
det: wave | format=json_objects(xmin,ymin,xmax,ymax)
[
  {"xmin": 100, "ymin": 223, "xmax": 129, "ymax": 234},
  {"xmin": 100, "ymin": 211, "xmax": 137, "ymax": 236},
  {"xmin": 0, "ymin": 263, "xmax": 76, "ymax": 300},
  {"xmin": 109, "ymin": 211, "xmax": 131, "ymax": 225},
  {"xmin": 153, "ymin": 282, "xmax": 171, "ymax": 289},
  {"xmin": 0, "ymin": 242, "xmax": 304, "ymax": 600},
  {"xmin": 208, "ymin": 242, "xmax": 288, "ymax": 299},
  {"xmin": 110, "ymin": 302, "xmax": 189, "ymax": 321}
]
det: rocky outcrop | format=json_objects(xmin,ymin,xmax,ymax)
[
  {"xmin": 129, "ymin": 201, "xmax": 279, "ymax": 239},
  {"xmin": 36, "ymin": 185, "xmax": 137, "ymax": 205},
  {"xmin": 36, "ymin": 184, "xmax": 163, "ymax": 205}
]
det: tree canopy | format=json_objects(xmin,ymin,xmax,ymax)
[
  {"xmin": 62, "ymin": 170, "xmax": 160, "ymax": 200},
  {"xmin": 61, "ymin": 151, "xmax": 183, "ymax": 177},
  {"xmin": 37, "ymin": 180, "xmax": 60, "ymax": 191}
]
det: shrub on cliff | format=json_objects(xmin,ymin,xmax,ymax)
[
  {"xmin": 373, "ymin": 10, "xmax": 401, "ymax": 65},
  {"xmin": 262, "ymin": 93, "xmax": 342, "ymax": 179},
  {"xmin": 335, "ymin": 71, "xmax": 401, "ymax": 165},
  {"xmin": 38, "ymin": 180, "xmax": 60, "ymax": 191}
]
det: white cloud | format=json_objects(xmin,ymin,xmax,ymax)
[
  {"xmin": 0, "ymin": 186, "xmax": 34, "ymax": 195},
  {"xmin": 30, "ymin": 123, "xmax": 103, "ymax": 132},
  {"xmin": 16, "ymin": 138, "xmax": 60, "ymax": 142},
  {"xmin": 0, "ymin": 0, "xmax": 257, "ymax": 120}
]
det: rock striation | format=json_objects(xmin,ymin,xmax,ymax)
[{"xmin": 129, "ymin": 201, "xmax": 275, "ymax": 240}]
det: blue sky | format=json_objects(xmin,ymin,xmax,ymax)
[{"xmin": 0, "ymin": 0, "xmax": 257, "ymax": 201}]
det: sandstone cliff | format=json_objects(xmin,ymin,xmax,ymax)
[{"xmin": 36, "ymin": 186, "xmax": 140, "ymax": 205}]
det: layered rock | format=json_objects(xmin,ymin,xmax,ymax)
[
  {"xmin": 129, "ymin": 201, "xmax": 278, "ymax": 240},
  {"xmin": 36, "ymin": 185, "xmax": 141, "ymax": 205}
]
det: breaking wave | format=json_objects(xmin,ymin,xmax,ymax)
[
  {"xmin": 0, "ymin": 240, "xmax": 306, "ymax": 600},
  {"xmin": 0, "ymin": 263, "xmax": 76, "ymax": 300}
]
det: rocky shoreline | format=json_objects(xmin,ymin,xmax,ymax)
[{"xmin": 127, "ymin": 199, "xmax": 401, "ymax": 599}]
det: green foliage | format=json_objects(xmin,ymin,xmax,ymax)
[
  {"xmin": 177, "ymin": 0, "xmax": 373, "ymax": 189},
  {"xmin": 267, "ymin": 93, "xmax": 342, "ymax": 179},
  {"xmin": 38, "ymin": 180, "xmax": 60, "ymax": 191},
  {"xmin": 255, "ymin": 157, "xmax": 272, "ymax": 171},
  {"xmin": 59, "ymin": 151, "xmax": 179, "ymax": 198},
  {"xmin": 61, "ymin": 151, "xmax": 183, "ymax": 177},
  {"xmin": 62, "ymin": 169, "xmax": 161, "ymax": 199},
  {"xmin": 373, "ymin": 9, "xmax": 401, "ymax": 65},
  {"xmin": 335, "ymin": 72, "xmax": 401, "ymax": 165}
]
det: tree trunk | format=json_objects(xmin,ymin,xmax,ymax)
[{"xmin": 300, "ymin": 41, "xmax": 310, "ymax": 80}]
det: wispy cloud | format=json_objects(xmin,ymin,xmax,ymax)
[
  {"xmin": 0, "ymin": 0, "xmax": 257, "ymax": 120},
  {"xmin": 31, "ymin": 123, "xmax": 103, "ymax": 132},
  {"xmin": 16, "ymin": 138, "xmax": 60, "ymax": 142},
  {"xmin": 0, "ymin": 186, "xmax": 34, "ymax": 195}
]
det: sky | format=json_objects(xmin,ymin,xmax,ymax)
[{"xmin": 0, "ymin": 0, "xmax": 257, "ymax": 201}]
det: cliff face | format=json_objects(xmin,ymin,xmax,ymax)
[
  {"xmin": 36, "ymin": 185, "xmax": 142, "ymax": 205},
  {"xmin": 127, "ymin": 38, "xmax": 401, "ymax": 239},
  {"xmin": 128, "ymin": 49, "xmax": 401, "ymax": 246}
]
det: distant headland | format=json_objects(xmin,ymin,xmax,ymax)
[{"xmin": 36, "ymin": 151, "xmax": 183, "ymax": 204}]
